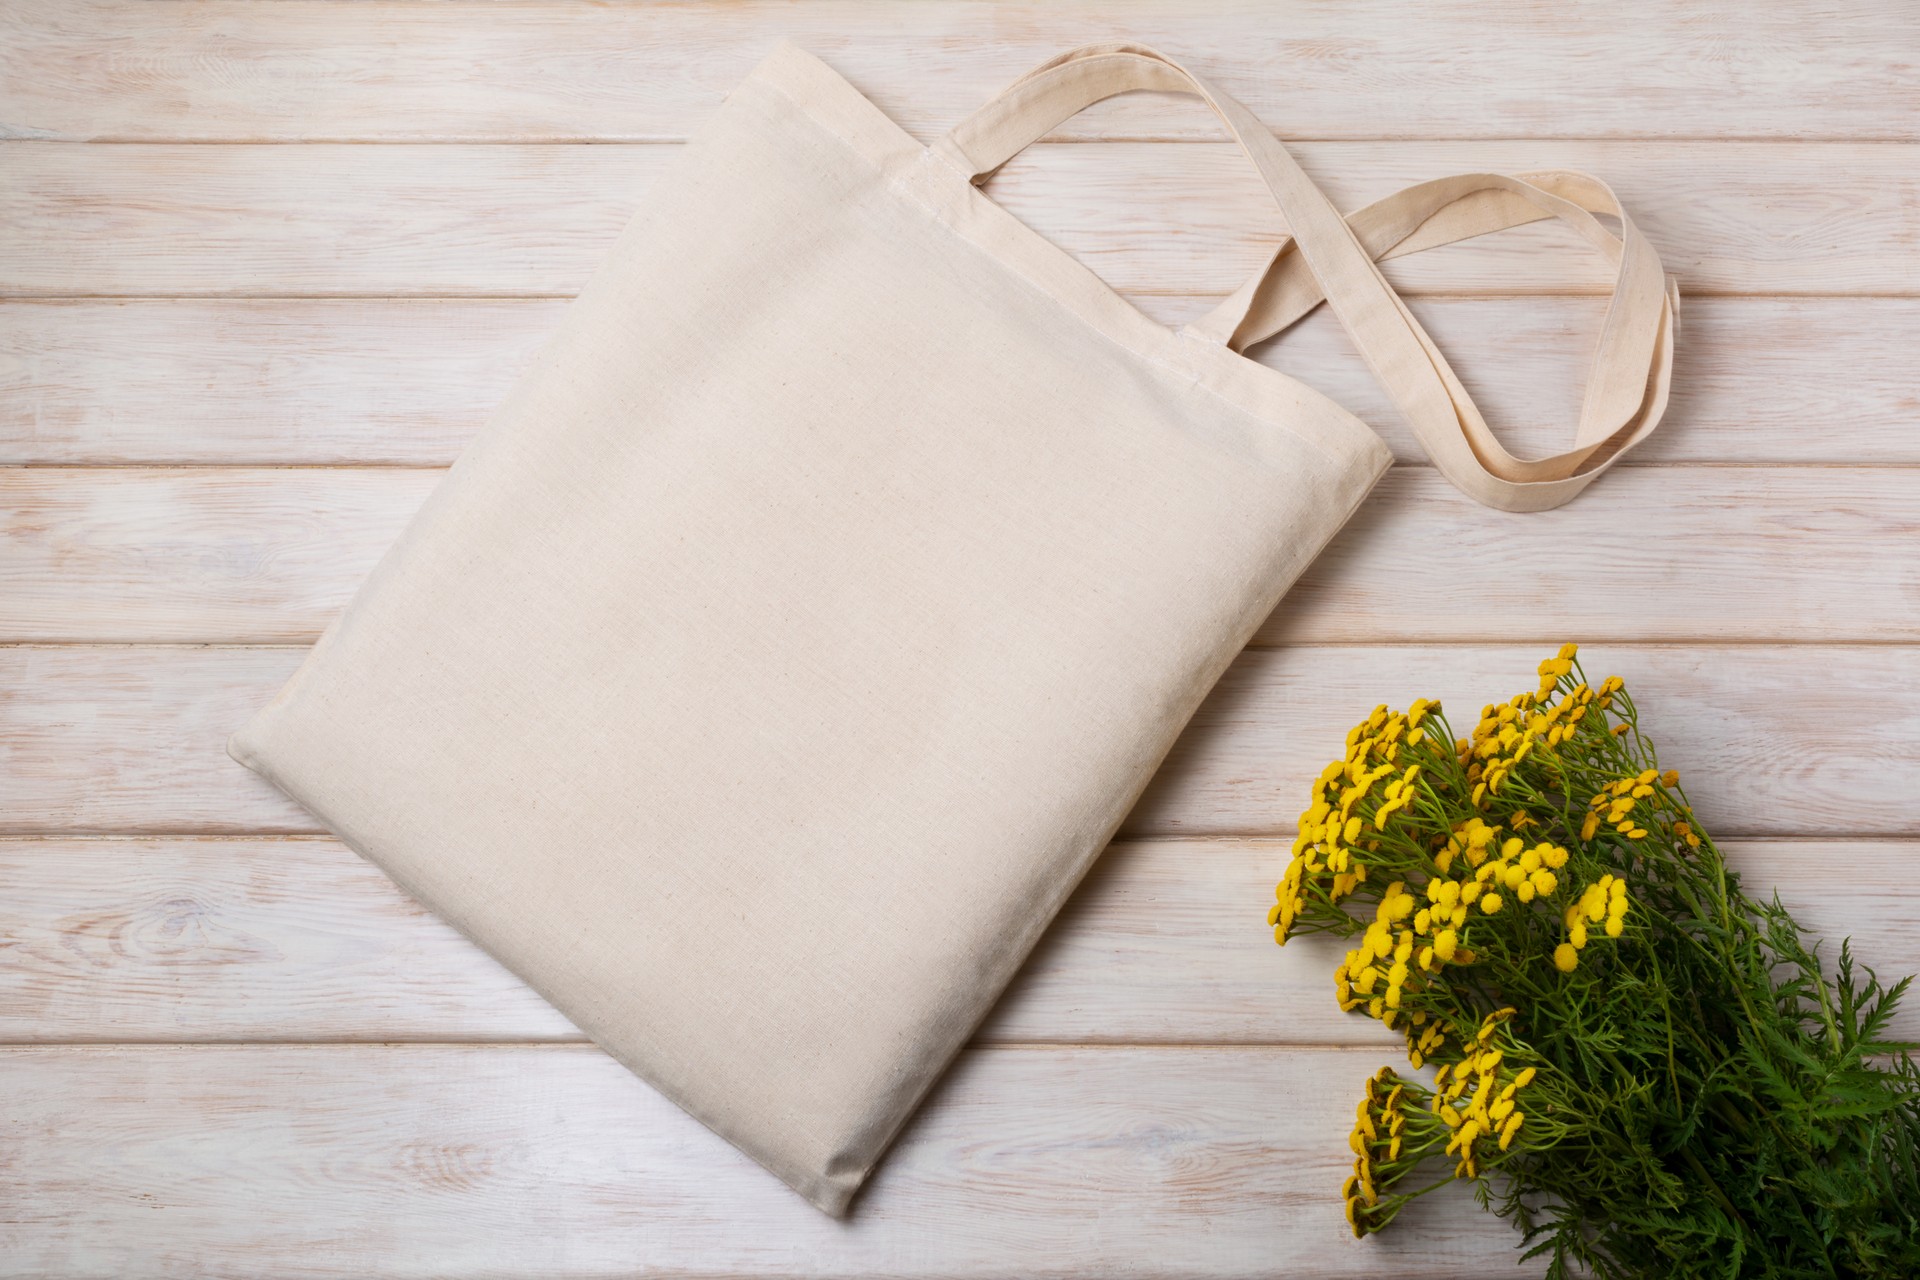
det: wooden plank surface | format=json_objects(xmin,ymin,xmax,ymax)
[
  {"xmin": 6, "ymin": 140, "xmax": 1917, "ymax": 298},
  {"xmin": 0, "ymin": 1042, "xmax": 1533, "ymax": 1278},
  {"xmin": 5, "ymin": 3, "xmax": 1918, "ymax": 1275},
  {"xmin": 9, "ymin": 296, "xmax": 1920, "ymax": 467},
  {"xmin": 3, "ymin": 837, "xmax": 1912, "ymax": 1047},
  {"xmin": 5, "ymin": 643, "xmax": 1915, "ymax": 839},
  {"xmin": 6, "ymin": 1, "xmax": 1915, "ymax": 143},
  {"xmin": 5, "ymin": 466, "xmax": 1914, "ymax": 644}
]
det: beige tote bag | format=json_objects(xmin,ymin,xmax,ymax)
[{"xmin": 231, "ymin": 43, "xmax": 1677, "ymax": 1215}]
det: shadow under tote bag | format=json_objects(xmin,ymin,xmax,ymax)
[{"xmin": 231, "ymin": 43, "xmax": 1676, "ymax": 1214}]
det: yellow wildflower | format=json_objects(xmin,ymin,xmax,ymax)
[{"xmin": 1554, "ymin": 943, "xmax": 1579, "ymax": 973}]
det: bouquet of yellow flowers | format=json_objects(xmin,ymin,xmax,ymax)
[{"xmin": 1270, "ymin": 646, "xmax": 1920, "ymax": 1278}]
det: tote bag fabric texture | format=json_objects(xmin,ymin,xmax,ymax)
[{"xmin": 230, "ymin": 43, "xmax": 1677, "ymax": 1215}]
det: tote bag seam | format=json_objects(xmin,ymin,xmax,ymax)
[{"xmin": 747, "ymin": 66, "xmax": 1386, "ymax": 479}]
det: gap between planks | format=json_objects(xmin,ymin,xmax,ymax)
[
  {"xmin": 5, "ymin": 831, "xmax": 1912, "ymax": 844},
  {"xmin": 10, "ymin": 461, "xmax": 1920, "ymax": 470},
  {"xmin": 14, "ymin": 135, "xmax": 1918, "ymax": 146},
  {"xmin": 0, "ymin": 1042, "xmax": 1404, "ymax": 1052},
  {"xmin": 8, "ymin": 639, "xmax": 1920, "ymax": 649}
]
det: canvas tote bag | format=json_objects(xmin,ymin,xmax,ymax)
[{"xmin": 230, "ymin": 42, "xmax": 1677, "ymax": 1214}]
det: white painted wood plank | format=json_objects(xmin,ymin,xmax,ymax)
[
  {"xmin": 0, "ymin": 467, "xmax": 437, "ymax": 643},
  {"xmin": 0, "ymin": 645, "xmax": 313, "ymax": 834},
  {"xmin": 0, "ymin": 298, "xmax": 545, "ymax": 465},
  {"xmin": 7, "ymin": 296, "xmax": 1917, "ymax": 466},
  {"xmin": 1276, "ymin": 467, "xmax": 1920, "ymax": 646},
  {"xmin": 2, "ymin": 837, "xmax": 1910, "ymax": 1047},
  {"xmin": 5, "ymin": 466, "xmax": 1912, "ymax": 644},
  {"xmin": 1, "ymin": 5, "xmax": 1909, "ymax": 1275},
  {"xmin": 1131, "ymin": 645, "xmax": 1920, "ymax": 840},
  {"xmin": 0, "ymin": 1042, "xmax": 1534, "ymax": 1278},
  {"xmin": 4, "ymin": 644, "xmax": 1914, "ymax": 838},
  {"xmin": 4, "ymin": 141, "xmax": 1914, "ymax": 297},
  {"xmin": 0, "ymin": 836, "xmax": 579, "ymax": 1045},
  {"xmin": 5, "ymin": 1, "xmax": 1913, "ymax": 143}
]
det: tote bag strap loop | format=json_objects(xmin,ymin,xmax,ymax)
[
  {"xmin": 936, "ymin": 46, "xmax": 1281, "ymax": 345},
  {"xmin": 1212, "ymin": 169, "xmax": 1679, "ymax": 476},
  {"xmin": 938, "ymin": 44, "xmax": 1680, "ymax": 513}
]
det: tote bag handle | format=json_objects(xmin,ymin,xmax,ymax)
[{"xmin": 935, "ymin": 44, "xmax": 1679, "ymax": 513}]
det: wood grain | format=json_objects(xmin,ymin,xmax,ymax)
[
  {"xmin": 0, "ymin": 645, "xmax": 313, "ymax": 834},
  {"xmin": 1133, "ymin": 644, "xmax": 1920, "ymax": 840},
  {"xmin": 6, "ymin": 466, "xmax": 1913, "ymax": 644},
  {"xmin": 2, "ymin": 837, "xmax": 1911, "ymax": 1047},
  {"xmin": 0, "ymin": 1041, "xmax": 1537, "ymax": 1278},
  {"xmin": 8, "ymin": 295, "xmax": 1919, "ymax": 466},
  {"xmin": 6, "ymin": 3, "xmax": 1920, "ymax": 1272},
  {"xmin": 5, "ymin": 1, "xmax": 1914, "ymax": 143},
  {"xmin": 4, "ymin": 643, "xmax": 1915, "ymax": 839},
  {"xmin": 5, "ymin": 140, "xmax": 1916, "ymax": 298},
  {"xmin": 1, "ymin": 467, "xmax": 436, "ymax": 643}
]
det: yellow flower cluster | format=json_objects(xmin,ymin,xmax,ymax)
[
  {"xmin": 1338, "ymin": 878, "xmax": 1453, "ymax": 1017},
  {"xmin": 1582, "ymin": 765, "xmax": 1683, "ymax": 844},
  {"xmin": 1270, "ymin": 700, "xmax": 1437, "ymax": 944},
  {"xmin": 1452, "ymin": 831, "xmax": 1571, "ymax": 906},
  {"xmin": 1343, "ymin": 1067, "xmax": 1405, "ymax": 1236},
  {"xmin": 1535, "ymin": 643, "xmax": 1577, "ymax": 698},
  {"xmin": 1333, "ymin": 824, "xmax": 1576, "ymax": 1052},
  {"xmin": 1272, "ymin": 647, "xmax": 1728, "ymax": 1238},
  {"xmin": 1463, "ymin": 645, "xmax": 1604, "ymax": 806},
  {"xmin": 1431, "ymin": 1010, "xmax": 1535, "ymax": 1179},
  {"xmin": 1547, "ymin": 870, "xmax": 1632, "ymax": 973}
]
